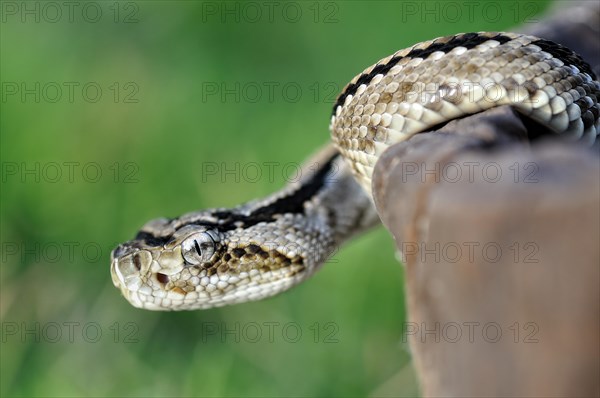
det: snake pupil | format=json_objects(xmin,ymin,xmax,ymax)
[{"xmin": 194, "ymin": 240, "xmax": 202, "ymax": 257}]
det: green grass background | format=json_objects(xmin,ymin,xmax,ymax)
[{"xmin": 1, "ymin": 1, "xmax": 551, "ymax": 396}]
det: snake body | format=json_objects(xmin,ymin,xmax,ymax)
[{"xmin": 111, "ymin": 32, "xmax": 599, "ymax": 311}]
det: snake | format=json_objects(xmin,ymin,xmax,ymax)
[{"xmin": 111, "ymin": 32, "xmax": 599, "ymax": 311}]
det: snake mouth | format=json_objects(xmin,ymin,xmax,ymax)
[
  {"xmin": 111, "ymin": 256, "xmax": 164, "ymax": 310},
  {"xmin": 110, "ymin": 244, "xmax": 153, "ymax": 305},
  {"xmin": 112, "ymin": 255, "xmax": 140, "ymax": 288}
]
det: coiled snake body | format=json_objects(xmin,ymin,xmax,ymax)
[{"xmin": 111, "ymin": 32, "xmax": 599, "ymax": 310}]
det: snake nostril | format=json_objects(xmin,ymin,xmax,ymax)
[
  {"xmin": 113, "ymin": 253, "xmax": 142, "ymax": 287},
  {"xmin": 132, "ymin": 253, "xmax": 142, "ymax": 271}
]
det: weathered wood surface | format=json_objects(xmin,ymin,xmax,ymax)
[
  {"xmin": 371, "ymin": 2, "xmax": 600, "ymax": 395},
  {"xmin": 373, "ymin": 122, "xmax": 599, "ymax": 396}
]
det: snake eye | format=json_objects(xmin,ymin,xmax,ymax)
[{"xmin": 181, "ymin": 232, "xmax": 216, "ymax": 265}]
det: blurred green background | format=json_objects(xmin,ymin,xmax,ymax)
[{"xmin": 1, "ymin": 1, "xmax": 551, "ymax": 396}]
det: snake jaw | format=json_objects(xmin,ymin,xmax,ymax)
[
  {"xmin": 110, "ymin": 212, "xmax": 349, "ymax": 310},
  {"xmin": 111, "ymin": 219, "xmax": 318, "ymax": 310}
]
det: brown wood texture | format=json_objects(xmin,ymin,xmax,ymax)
[
  {"xmin": 373, "ymin": 126, "xmax": 599, "ymax": 396},
  {"xmin": 370, "ymin": 3, "xmax": 600, "ymax": 395}
]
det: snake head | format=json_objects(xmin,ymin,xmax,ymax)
[
  {"xmin": 110, "ymin": 149, "xmax": 377, "ymax": 311},
  {"xmin": 110, "ymin": 210, "xmax": 326, "ymax": 311}
]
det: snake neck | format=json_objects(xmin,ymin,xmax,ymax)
[{"xmin": 273, "ymin": 145, "xmax": 380, "ymax": 245}]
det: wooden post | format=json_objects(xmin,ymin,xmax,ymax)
[{"xmin": 372, "ymin": 108, "xmax": 600, "ymax": 397}]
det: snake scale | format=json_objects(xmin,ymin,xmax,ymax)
[{"xmin": 111, "ymin": 32, "xmax": 599, "ymax": 311}]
